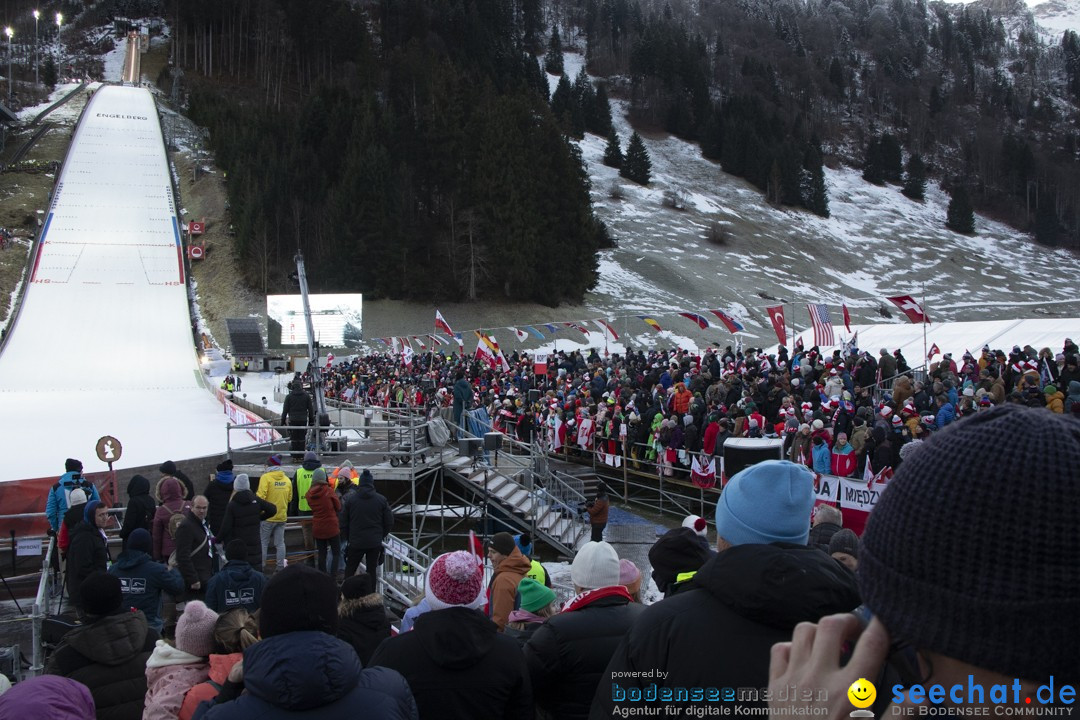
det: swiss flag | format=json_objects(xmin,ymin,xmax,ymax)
[
  {"xmin": 765, "ymin": 305, "xmax": 787, "ymax": 346},
  {"xmin": 887, "ymin": 295, "xmax": 931, "ymax": 324},
  {"xmin": 927, "ymin": 343, "xmax": 941, "ymax": 360}
]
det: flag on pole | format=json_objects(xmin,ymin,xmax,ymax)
[
  {"xmin": 402, "ymin": 344, "xmax": 414, "ymax": 366},
  {"xmin": 690, "ymin": 455, "xmax": 717, "ymax": 488},
  {"xmin": 563, "ymin": 322, "xmax": 591, "ymax": 336},
  {"xmin": 927, "ymin": 343, "xmax": 941, "ymax": 360},
  {"xmin": 765, "ymin": 305, "xmax": 787, "ymax": 346},
  {"xmin": 863, "ymin": 457, "xmax": 874, "ymax": 485},
  {"xmin": 638, "ymin": 316, "xmax": 664, "ymax": 332},
  {"xmin": 593, "ymin": 319, "xmax": 620, "ymax": 341},
  {"xmin": 886, "ymin": 295, "xmax": 931, "ymax": 324},
  {"xmin": 324, "ymin": 352, "xmax": 334, "ymax": 369},
  {"xmin": 474, "ymin": 336, "xmax": 497, "ymax": 369},
  {"xmin": 842, "ymin": 303, "xmax": 852, "ymax": 333},
  {"xmin": 435, "ymin": 309, "xmax": 455, "ymax": 336},
  {"xmin": 678, "ymin": 312, "xmax": 711, "ymax": 330},
  {"xmin": 709, "ymin": 309, "xmax": 745, "ymax": 334},
  {"xmin": 807, "ymin": 303, "xmax": 835, "ymax": 346}
]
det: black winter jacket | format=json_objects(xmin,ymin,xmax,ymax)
[
  {"xmin": 337, "ymin": 593, "xmax": 392, "ymax": 666},
  {"xmin": 119, "ymin": 475, "xmax": 155, "ymax": 542},
  {"xmin": 45, "ymin": 610, "xmax": 159, "ymax": 720},
  {"xmin": 341, "ymin": 481, "xmax": 393, "ymax": 548},
  {"xmin": 591, "ymin": 543, "xmax": 861, "ymax": 718},
  {"xmin": 525, "ymin": 592, "xmax": 645, "ymax": 720},
  {"xmin": 217, "ymin": 490, "xmax": 276, "ymax": 567},
  {"xmin": 203, "ymin": 474, "xmax": 235, "ymax": 536},
  {"xmin": 369, "ymin": 606, "xmax": 533, "ymax": 720},
  {"xmin": 66, "ymin": 521, "xmax": 109, "ymax": 610},
  {"xmin": 174, "ymin": 511, "xmax": 216, "ymax": 596},
  {"xmin": 282, "ymin": 387, "xmax": 315, "ymax": 426},
  {"xmin": 201, "ymin": 631, "xmax": 417, "ymax": 720},
  {"xmin": 205, "ymin": 560, "xmax": 268, "ymax": 614}
]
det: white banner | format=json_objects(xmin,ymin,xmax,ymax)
[
  {"xmin": 838, "ymin": 477, "xmax": 883, "ymax": 513},
  {"xmin": 813, "ymin": 474, "xmax": 841, "ymax": 505}
]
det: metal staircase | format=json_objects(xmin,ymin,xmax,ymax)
[{"xmin": 441, "ymin": 446, "xmax": 591, "ymax": 557}]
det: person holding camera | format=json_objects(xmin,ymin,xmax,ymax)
[{"xmin": 585, "ymin": 489, "xmax": 610, "ymax": 543}]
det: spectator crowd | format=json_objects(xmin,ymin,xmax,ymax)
[{"xmin": 8, "ymin": 335, "xmax": 1077, "ymax": 719}]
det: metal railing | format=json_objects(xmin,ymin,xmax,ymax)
[{"xmin": 30, "ymin": 536, "xmax": 57, "ymax": 677}]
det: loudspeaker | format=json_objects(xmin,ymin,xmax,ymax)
[
  {"xmin": 458, "ymin": 437, "xmax": 482, "ymax": 457},
  {"xmin": 326, "ymin": 437, "xmax": 347, "ymax": 452},
  {"xmin": 484, "ymin": 432, "xmax": 502, "ymax": 452}
]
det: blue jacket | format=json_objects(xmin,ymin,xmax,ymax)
[
  {"xmin": 108, "ymin": 549, "xmax": 184, "ymax": 632},
  {"xmin": 811, "ymin": 443, "xmax": 832, "ymax": 475},
  {"xmin": 46, "ymin": 472, "xmax": 100, "ymax": 532},
  {"xmin": 937, "ymin": 402, "xmax": 956, "ymax": 429},
  {"xmin": 205, "ymin": 560, "xmax": 268, "ymax": 614},
  {"xmin": 201, "ymin": 631, "xmax": 417, "ymax": 720}
]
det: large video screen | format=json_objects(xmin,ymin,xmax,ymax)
[{"xmin": 266, "ymin": 294, "xmax": 363, "ymax": 348}]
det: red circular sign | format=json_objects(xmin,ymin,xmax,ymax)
[{"xmin": 189, "ymin": 245, "xmax": 204, "ymax": 259}]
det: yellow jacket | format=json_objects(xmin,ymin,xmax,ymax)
[{"xmin": 257, "ymin": 470, "xmax": 293, "ymax": 522}]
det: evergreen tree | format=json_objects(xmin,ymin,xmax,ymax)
[
  {"xmin": 902, "ymin": 154, "xmax": 927, "ymax": 200},
  {"xmin": 603, "ymin": 128, "xmax": 624, "ymax": 168},
  {"xmin": 594, "ymin": 83, "xmax": 613, "ymax": 136},
  {"xmin": 802, "ymin": 142, "xmax": 829, "ymax": 217},
  {"xmin": 551, "ymin": 74, "xmax": 574, "ymax": 131},
  {"xmin": 863, "ymin": 138, "xmax": 884, "ymax": 185},
  {"xmin": 1035, "ymin": 193, "xmax": 1058, "ymax": 246},
  {"xmin": 946, "ymin": 184, "xmax": 976, "ymax": 234},
  {"xmin": 620, "ymin": 131, "xmax": 652, "ymax": 185},
  {"xmin": 828, "ymin": 57, "xmax": 845, "ymax": 96},
  {"xmin": 545, "ymin": 26, "xmax": 564, "ymax": 75},
  {"xmin": 879, "ymin": 134, "xmax": 903, "ymax": 182}
]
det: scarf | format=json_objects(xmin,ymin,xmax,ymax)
[{"xmin": 561, "ymin": 585, "xmax": 633, "ymax": 613}]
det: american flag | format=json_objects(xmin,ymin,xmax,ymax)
[{"xmin": 807, "ymin": 303, "xmax": 835, "ymax": 346}]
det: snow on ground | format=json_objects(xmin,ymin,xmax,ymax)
[
  {"xmin": 541, "ymin": 49, "xmax": 1080, "ymax": 352},
  {"xmin": 0, "ymin": 86, "xmax": 252, "ymax": 481}
]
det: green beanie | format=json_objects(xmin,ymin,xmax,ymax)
[{"xmin": 517, "ymin": 578, "xmax": 556, "ymax": 613}]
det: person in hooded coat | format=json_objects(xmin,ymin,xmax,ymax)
[
  {"xmin": 369, "ymin": 551, "xmax": 532, "ymax": 720},
  {"xmin": 46, "ymin": 571, "xmax": 159, "ymax": 720},
  {"xmin": 305, "ymin": 468, "xmax": 342, "ymax": 576},
  {"xmin": 179, "ymin": 608, "xmax": 259, "ymax": 720},
  {"xmin": 203, "ymin": 460, "xmax": 235, "ymax": 539},
  {"xmin": 109, "ymin": 528, "xmax": 184, "ymax": 632},
  {"xmin": 341, "ymin": 470, "xmax": 392, "ymax": 579},
  {"xmin": 216, "ymin": 475, "xmax": 277, "ymax": 569},
  {"xmin": 66, "ymin": 500, "xmax": 111, "ymax": 616},
  {"xmin": 593, "ymin": 461, "xmax": 860, "ymax": 717},
  {"xmin": 153, "ymin": 476, "xmax": 191, "ymax": 563},
  {"xmin": 143, "ymin": 600, "xmax": 217, "ymax": 720},
  {"xmin": 119, "ymin": 474, "xmax": 155, "ymax": 544},
  {"xmin": 198, "ymin": 564, "xmax": 417, "ymax": 720},
  {"xmin": 336, "ymin": 573, "xmax": 391, "ymax": 666}
]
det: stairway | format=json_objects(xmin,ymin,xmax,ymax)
[{"xmin": 442, "ymin": 455, "xmax": 590, "ymax": 556}]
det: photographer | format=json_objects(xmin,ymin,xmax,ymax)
[{"xmin": 584, "ymin": 488, "xmax": 610, "ymax": 542}]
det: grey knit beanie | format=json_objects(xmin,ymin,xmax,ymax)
[{"xmin": 859, "ymin": 405, "xmax": 1080, "ymax": 683}]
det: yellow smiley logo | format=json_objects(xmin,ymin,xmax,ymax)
[{"xmin": 848, "ymin": 678, "xmax": 877, "ymax": 709}]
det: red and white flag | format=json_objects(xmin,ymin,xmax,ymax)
[
  {"xmin": 533, "ymin": 353, "xmax": 548, "ymax": 376},
  {"xmin": 691, "ymin": 455, "xmax": 716, "ymax": 488},
  {"xmin": 324, "ymin": 353, "xmax": 335, "ymax": 369},
  {"xmin": 512, "ymin": 327, "xmax": 529, "ymax": 343},
  {"xmin": 435, "ymin": 309, "xmax": 455, "ymax": 336},
  {"xmin": 807, "ymin": 303, "xmax": 835, "ymax": 346},
  {"xmin": 842, "ymin": 303, "xmax": 852, "ymax": 333},
  {"xmin": 887, "ymin": 295, "xmax": 931, "ymax": 324},
  {"xmin": 765, "ymin": 305, "xmax": 787, "ymax": 346},
  {"xmin": 927, "ymin": 343, "xmax": 941, "ymax": 360},
  {"xmin": 593, "ymin": 318, "xmax": 620, "ymax": 341}
]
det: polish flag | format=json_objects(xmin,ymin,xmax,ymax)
[{"xmin": 435, "ymin": 309, "xmax": 455, "ymax": 336}]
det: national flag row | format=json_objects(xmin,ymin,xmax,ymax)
[{"xmin": 368, "ymin": 297, "xmax": 930, "ymax": 355}]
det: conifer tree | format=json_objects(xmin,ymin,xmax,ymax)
[
  {"xmin": 1035, "ymin": 193, "xmax": 1058, "ymax": 246},
  {"xmin": 620, "ymin": 131, "xmax": 652, "ymax": 185},
  {"xmin": 946, "ymin": 184, "xmax": 975, "ymax": 234},
  {"xmin": 594, "ymin": 83, "xmax": 613, "ymax": 136},
  {"xmin": 802, "ymin": 142, "xmax": 829, "ymax": 217},
  {"xmin": 603, "ymin": 128, "xmax": 623, "ymax": 168},
  {"xmin": 545, "ymin": 26, "xmax": 564, "ymax": 75},
  {"xmin": 902, "ymin": 154, "xmax": 927, "ymax": 201}
]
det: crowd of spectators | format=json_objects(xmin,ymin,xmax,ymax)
[{"xmin": 10, "ymin": 336, "xmax": 1077, "ymax": 718}]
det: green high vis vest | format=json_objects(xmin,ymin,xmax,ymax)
[{"xmin": 296, "ymin": 466, "xmax": 318, "ymax": 512}]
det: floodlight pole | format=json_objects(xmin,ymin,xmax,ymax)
[{"xmin": 294, "ymin": 250, "xmax": 327, "ymax": 421}]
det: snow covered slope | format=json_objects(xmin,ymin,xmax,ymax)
[{"xmin": 0, "ymin": 85, "xmax": 240, "ymax": 481}]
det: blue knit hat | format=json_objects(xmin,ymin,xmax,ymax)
[{"xmin": 715, "ymin": 460, "xmax": 814, "ymax": 546}]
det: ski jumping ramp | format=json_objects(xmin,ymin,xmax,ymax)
[{"xmin": 0, "ymin": 85, "xmax": 245, "ymax": 487}]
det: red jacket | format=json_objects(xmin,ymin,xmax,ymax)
[{"xmin": 305, "ymin": 483, "xmax": 342, "ymax": 540}]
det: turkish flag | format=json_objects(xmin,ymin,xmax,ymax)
[
  {"xmin": 887, "ymin": 295, "xmax": 931, "ymax": 324},
  {"xmin": 765, "ymin": 305, "xmax": 787, "ymax": 346}
]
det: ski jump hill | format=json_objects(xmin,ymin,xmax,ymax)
[{"xmin": 0, "ymin": 85, "xmax": 246, "ymax": 521}]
